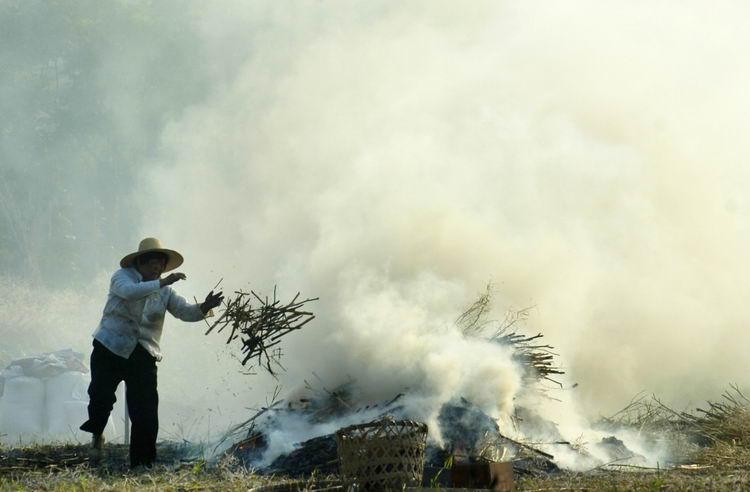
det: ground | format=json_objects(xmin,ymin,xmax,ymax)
[
  {"xmin": 518, "ymin": 468, "xmax": 750, "ymax": 491},
  {"xmin": 3, "ymin": 442, "xmax": 750, "ymax": 491}
]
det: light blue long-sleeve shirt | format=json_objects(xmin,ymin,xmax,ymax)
[{"xmin": 92, "ymin": 268, "xmax": 205, "ymax": 360}]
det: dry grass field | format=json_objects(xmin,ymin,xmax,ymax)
[
  {"xmin": 3, "ymin": 463, "xmax": 750, "ymax": 491},
  {"xmin": 4, "ymin": 389, "xmax": 750, "ymax": 491},
  {"xmin": 2, "ymin": 443, "xmax": 750, "ymax": 491}
]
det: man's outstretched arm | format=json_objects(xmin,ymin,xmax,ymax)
[{"xmin": 166, "ymin": 289, "xmax": 224, "ymax": 320}]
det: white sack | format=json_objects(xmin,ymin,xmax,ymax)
[
  {"xmin": 2, "ymin": 365, "xmax": 24, "ymax": 379},
  {"xmin": 0, "ymin": 376, "xmax": 45, "ymax": 435},
  {"xmin": 45, "ymin": 372, "xmax": 117, "ymax": 442},
  {"xmin": 59, "ymin": 400, "xmax": 117, "ymax": 442},
  {"xmin": 56, "ymin": 400, "xmax": 89, "ymax": 441},
  {"xmin": 47, "ymin": 371, "xmax": 89, "ymax": 437}
]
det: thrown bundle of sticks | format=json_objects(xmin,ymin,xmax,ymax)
[{"xmin": 205, "ymin": 286, "xmax": 318, "ymax": 375}]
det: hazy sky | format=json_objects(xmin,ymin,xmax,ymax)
[{"xmin": 3, "ymin": 0, "xmax": 750, "ymax": 446}]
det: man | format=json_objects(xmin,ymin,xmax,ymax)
[{"xmin": 80, "ymin": 237, "xmax": 223, "ymax": 468}]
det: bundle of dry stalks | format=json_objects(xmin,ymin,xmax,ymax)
[
  {"xmin": 598, "ymin": 393, "xmax": 699, "ymax": 464},
  {"xmin": 205, "ymin": 287, "xmax": 317, "ymax": 376},
  {"xmin": 602, "ymin": 386, "xmax": 750, "ymax": 466},
  {"xmin": 676, "ymin": 385, "xmax": 750, "ymax": 447},
  {"xmin": 457, "ymin": 285, "xmax": 564, "ymax": 384},
  {"xmin": 694, "ymin": 440, "xmax": 750, "ymax": 467},
  {"xmin": 602, "ymin": 393, "xmax": 685, "ymax": 436}
]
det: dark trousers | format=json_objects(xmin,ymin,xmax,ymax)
[{"xmin": 80, "ymin": 339, "xmax": 159, "ymax": 468}]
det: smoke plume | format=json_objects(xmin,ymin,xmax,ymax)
[{"xmin": 147, "ymin": 0, "xmax": 750, "ymax": 420}]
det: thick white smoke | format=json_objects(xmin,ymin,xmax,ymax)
[{"xmin": 144, "ymin": 0, "xmax": 750, "ymax": 428}]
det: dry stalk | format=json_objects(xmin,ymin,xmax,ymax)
[
  {"xmin": 457, "ymin": 283, "xmax": 563, "ymax": 383},
  {"xmin": 601, "ymin": 392, "xmax": 685, "ymax": 437},
  {"xmin": 205, "ymin": 286, "xmax": 318, "ymax": 376},
  {"xmin": 604, "ymin": 387, "xmax": 750, "ymax": 466},
  {"xmin": 673, "ymin": 385, "xmax": 750, "ymax": 446}
]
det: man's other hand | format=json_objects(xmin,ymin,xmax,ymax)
[
  {"xmin": 160, "ymin": 272, "xmax": 186, "ymax": 287},
  {"xmin": 201, "ymin": 290, "xmax": 224, "ymax": 314}
]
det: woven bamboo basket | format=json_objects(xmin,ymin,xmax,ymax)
[{"xmin": 335, "ymin": 416, "xmax": 428, "ymax": 491}]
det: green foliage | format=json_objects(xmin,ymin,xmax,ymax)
[
  {"xmin": 191, "ymin": 459, "xmax": 205, "ymax": 475},
  {"xmin": 429, "ymin": 454, "xmax": 453, "ymax": 488},
  {"xmin": 647, "ymin": 474, "xmax": 666, "ymax": 491},
  {"xmin": 77, "ymin": 475, "xmax": 90, "ymax": 492}
]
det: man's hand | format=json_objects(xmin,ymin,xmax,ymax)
[
  {"xmin": 200, "ymin": 290, "xmax": 224, "ymax": 314},
  {"xmin": 160, "ymin": 272, "xmax": 186, "ymax": 287}
]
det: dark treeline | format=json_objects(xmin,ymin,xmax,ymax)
[{"xmin": 0, "ymin": 0, "xmax": 218, "ymax": 287}]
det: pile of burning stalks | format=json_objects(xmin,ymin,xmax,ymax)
[
  {"xmin": 210, "ymin": 285, "xmax": 648, "ymax": 481},
  {"xmin": 223, "ymin": 387, "xmax": 561, "ymax": 481},
  {"xmin": 205, "ymin": 287, "xmax": 318, "ymax": 376},
  {"xmin": 223, "ymin": 384, "xmax": 650, "ymax": 484}
]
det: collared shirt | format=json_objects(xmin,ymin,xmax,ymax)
[{"xmin": 93, "ymin": 267, "xmax": 206, "ymax": 361}]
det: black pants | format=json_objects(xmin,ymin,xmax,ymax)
[{"xmin": 80, "ymin": 339, "xmax": 159, "ymax": 468}]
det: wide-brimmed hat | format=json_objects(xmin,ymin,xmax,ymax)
[{"xmin": 120, "ymin": 237, "xmax": 184, "ymax": 272}]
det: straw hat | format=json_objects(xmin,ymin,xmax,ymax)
[{"xmin": 120, "ymin": 237, "xmax": 184, "ymax": 272}]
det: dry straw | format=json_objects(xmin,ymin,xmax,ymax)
[{"xmin": 205, "ymin": 286, "xmax": 317, "ymax": 376}]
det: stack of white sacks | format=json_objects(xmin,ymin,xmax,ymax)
[{"xmin": 0, "ymin": 349, "xmax": 116, "ymax": 443}]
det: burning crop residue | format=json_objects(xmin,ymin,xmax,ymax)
[
  {"xmin": 224, "ymin": 382, "xmax": 651, "ymax": 483},
  {"xmin": 212, "ymin": 285, "xmax": 659, "ymax": 481}
]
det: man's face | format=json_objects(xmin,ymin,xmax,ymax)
[{"xmin": 136, "ymin": 257, "xmax": 167, "ymax": 281}]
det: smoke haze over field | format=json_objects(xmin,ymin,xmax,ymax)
[{"xmin": 3, "ymin": 0, "xmax": 750, "ymax": 445}]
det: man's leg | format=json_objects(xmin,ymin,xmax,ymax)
[
  {"xmin": 80, "ymin": 340, "xmax": 124, "ymax": 435},
  {"xmin": 125, "ymin": 344, "xmax": 159, "ymax": 468}
]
